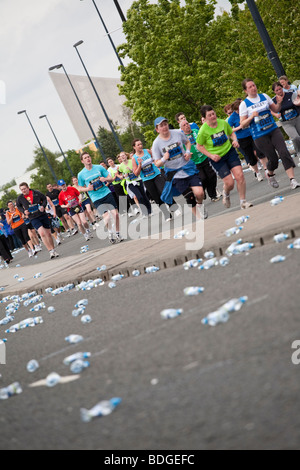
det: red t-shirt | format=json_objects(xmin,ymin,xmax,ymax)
[{"xmin": 58, "ymin": 186, "xmax": 81, "ymax": 212}]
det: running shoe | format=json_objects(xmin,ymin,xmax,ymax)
[
  {"xmin": 174, "ymin": 209, "xmax": 182, "ymax": 218},
  {"xmin": 290, "ymin": 178, "xmax": 300, "ymax": 190},
  {"xmin": 28, "ymin": 249, "xmax": 34, "ymax": 258},
  {"xmin": 115, "ymin": 233, "xmax": 124, "ymax": 243},
  {"xmin": 109, "ymin": 234, "xmax": 116, "ymax": 244},
  {"xmin": 34, "ymin": 245, "xmax": 42, "ymax": 252},
  {"xmin": 50, "ymin": 249, "xmax": 59, "ymax": 259},
  {"xmin": 256, "ymin": 172, "xmax": 264, "ymax": 182},
  {"xmin": 84, "ymin": 233, "xmax": 91, "ymax": 241},
  {"xmin": 211, "ymin": 194, "xmax": 222, "ymax": 202},
  {"xmin": 71, "ymin": 228, "xmax": 78, "ymax": 236},
  {"xmin": 222, "ymin": 190, "xmax": 231, "ymax": 208},
  {"xmin": 240, "ymin": 201, "xmax": 253, "ymax": 209},
  {"xmin": 267, "ymin": 173, "xmax": 279, "ymax": 188}
]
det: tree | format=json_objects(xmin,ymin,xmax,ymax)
[{"xmin": 0, "ymin": 189, "xmax": 18, "ymax": 209}]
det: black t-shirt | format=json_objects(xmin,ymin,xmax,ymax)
[
  {"xmin": 46, "ymin": 189, "xmax": 61, "ymax": 207},
  {"xmin": 273, "ymin": 91, "xmax": 299, "ymax": 122}
]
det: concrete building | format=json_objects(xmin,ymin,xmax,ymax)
[{"xmin": 49, "ymin": 72, "xmax": 127, "ymax": 145}]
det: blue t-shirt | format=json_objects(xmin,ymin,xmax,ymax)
[
  {"xmin": 77, "ymin": 165, "xmax": 111, "ymax": 203},
  {"xmin": 133, "ymin": 150, "xmax": 161, "ymax": 181},
  {"xmin": 228, "ymin": 111, "xmax": 251, "ymax": 139}
]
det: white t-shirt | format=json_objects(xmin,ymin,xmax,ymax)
[{"xmin": 239, "ymin": 93, "xmax": 274, "ymax": 118}]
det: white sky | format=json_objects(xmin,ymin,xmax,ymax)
[{"xmin": 0, "ymin": 0, "xmax": 231, "ymax": 187}]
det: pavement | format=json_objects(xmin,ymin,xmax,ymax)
[{"xmin": 1, "ymin": 191, "xmax": 299, "ymax": 296}]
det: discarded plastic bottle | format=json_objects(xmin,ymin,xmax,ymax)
[
  {"xmin": 225, "ymin": 226, "xmax": 243, "ymax": 237},
  {"xmin": 270, "ymin": 255, "xmax": 286, "ymax": 263},
  {"xmin": 145, "ymin": 266, "xmax": 159, "ymax": 273},
  {"xmin": 219, "ymin": 256, "xmax": 230, "ymax": 266},
  {"xmin": 273, "ymin": 233, "xmax": 289, "ymax": 243},
  {"xmin": 72, "ymin": 307, "xmax": 85, "ymax": 317},
  {"xmin": 81, "ymin": 314, "xmax": 92, "ymax": 324},
  {"xmin": 65, "ymin": 334, "xmax": 83, "ymax": 344},
  {"xmin": 46, "ymin": 372, "xmax": 61, "ymax": 387},
  {"xmin": 228, "ymin": 242, "xmax": 254, "ymax": 255},
  {"xmin": 287, "ymin": 238, "xmax": 300, "ymax": 249},
  {"xmin": 63, "ymin": 352, "xmax": 91, "ymax": 366},
  {"xmin": 97, "ymin": 265, "xmax": 107, "ymax": 272},
  {"xmin": 70, "ymin": 359, "xmax": 90, "ymax": 374},
  {"xmin": 270, "ymin": 196, "xmax": 284, "ymax": 206},
  {"xmin": 235, "ymin": 215, "xmax": 249, "ymax": 226},
  {"xmin": 221, "ymin": 296, "xmax": 248, "ymax": 312},
  {"xmin": 45, "ymin": 287, "xmax": 53, "ymax": 294},
  {"xmin": 13, "ymin": 274, "xmax": 19, "ymax": 279},
  {"xmin": 174, "ymin": 229, "xmax": 189, "ymax": 239},
  {"xmin": 160, "ymin": 308, "xmax": 183, "ymax": 319},
  {"xmin": 132, "ymin": 270, "xmax": 140, "ymax": 277},
  {"xmin": 204, "ymin": 251, "xmax": 215, "ymax": 259},
  {"xmin": 47, "ymin": 306, "xmax": 55, "ymax": 313},
  {"xmin": 198, "ymin": 258, "xmax": 218, "ymax": 270},
  {"xmin": 80, "ymin": 397, "xmax": 122, "ymax": 423},
  {"xmin": 182, "ymin": 259, "xmax": 201, "ymax": 270},
  {"xmin": 30, "ymin": 302, "xmax": 45, "ymax": 312},
  {"xmin": 18, "ymin": 277, "xmax": 25, "ymax": 282},
  {"xmin": 108, "ymin": 282, "xmax": 116, "ymax": 288},
  {"xmin": 0, "ymin": 382, "xmax": 22, "ymax": 400},
  {"xmin": 26, "ymin": 359, "xmax": 39, "ymax": 373},
  {"xmin": 202, "ymin": 310, "xmax": 229, "ymax": 326},
  {"xmin": 33, "ymin": 273, "xmax": 42, "ymax": 279},
  {"xmin": 111, "ymin": 274, "xmax": 124, "ymax": 281},
  {"xmin": 0, "ymin": 315, "xmax": 14, "ymax": 325},
  {"xmin": 75, "ymin": 299, "xmax": 88, "ymax": 308},
  {"xmin": 183, "ymin": 287, "xmax": 205, "ymax": 296}
]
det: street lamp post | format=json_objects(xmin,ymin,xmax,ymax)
[
  {"xmin": 39, "ymin": 114, "xmax": 74, "ymax": 177},
  {"xmin": 17, "ymin": 109, "xmax": 58, "ymax": 182},
  {"xmin": 113, "ymin": 0, "xmax": 127, "ymax": 22},
  {"xmin": 80, "ymin": 0, "xmax": 124, "ymax": 68},
  {"xmin": 246, "ymin": 0, "xmax": 285, "ymax": 77},
  {"xmin": 49, "ymin": 63, "xmax": 107, "ymax": 163},
  {"xmin": 73, "ymin": 40, "xmax": 123, "ymax": 152}
]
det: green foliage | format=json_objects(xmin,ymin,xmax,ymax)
[{"xmin": 0, "ymin": 189, "xmax": 18, "ymax": 209}]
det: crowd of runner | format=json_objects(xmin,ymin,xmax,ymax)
[{"xmin": 0, "ymin": 77, "xmax": 299, "ymax": 264}]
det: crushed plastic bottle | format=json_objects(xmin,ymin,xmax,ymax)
[
  {"xmin": 33, "ymin": 273, "xmax": 42, "ymax": 279},
  {"xmin": 273, "ymin": 233, "xmax": 289, "ymax": 243},
  {"xmin": 219, "ymin": 256, "xmax": 230, "ymax": 266},
  {"xmin": 0, "ymin": 315, "xmax": 14, "ymax": 326},
  {"xmin": 198, "ymin": 258, "xmax": 218, "ymax": 270},
  {"xmin": 65, "ymin": 334, "xmax": 83, "ymax": 344},
  {"xmin": 80, "ymin": 397, "xmax": 122, "ymax": 423},
  {"xmin": 225, "ymin": 226, "xmax": 243, "ymax": 237},
  {"xmin": 145, "ymin": 266, "xmax": 160, "ymax": 273},
  {"xmin": 46, "ymin": 372, "xmax": 61, "ymax": 387},
  {"xmin": 270, "ymin": 196, "xmax": 284, "ymax": 206},
  {"xmin": 81, "ymin": 314, "xmax": 92, "ymax": 324},
  {"xmin": 30, "ymin": 302, "xmax": 45, "ymax": 312},
  {"xmin": 72, "ymin": 307, "xmax": 86, "ymax": 317},
  {"xmin": 204, "ymin": 251, "xmax": 215, "ymax": 259},
  {"xmin": 202, "ymin": 309, "xmax": 229, "ymax": 326},
  {"xmin": 174, "ymin": 229, "xmax": 189, "ymax": 239},
  {"xmin": 18, "ymin": 277, "xmax": 25, "ymax": 283},
  {"xmin": 63, "ymin": 352, "xmax": 91, "ymax": 366},
  {"xmin": 70, "ymin": 359, "xmax": 90, "ymax": 374},
  {"xmin": 96, "ymin": 265, "xmax": 107, "ymax": 272},
  {"xmin": 108, "ymin": 282, "xmax": 116, "ymax": 288},
  {"xmin": 45, "ymin": 287, "xmax": 53, "ymax": 294},
  {"xmin": 287, "ymin": 238, "xmax": 300, "ymax": 249},
  {"xmin": 183, "ymin": 287, "xmax": 205, "ymax": 296},
  {"xmin": 182, "ymin": 259, "xmax": 201, "ymax": 270},
  {"xmin": 75, "ymin": 299, "xmax": 88, "ymax": 308},
  {"xmin": 226, "ymin": 241, "xmax": 254, "ymax": 255},
  {"xmin": 111, "ymin": 274, "xmax": 124, "ymax": 281},
  {"xmin": 270, "ymin": 255, "xmax": 286, "ymax": 263},
  {"xmin": 221, "ymin": 296, "xmax": 248, "ymax": 312},
  {"xmin": 235, "ymin": 215, "xmax": 249, "ymax": 225},
  {"xmin": 26, "ymin": 359, "xmax": 39, "ymax": 373},
  {"xmin": 0, "ymin": 382, "xmax": 22, "ymax": 399},
  {"xmin": 47, "ymin": 306, "xmax": 56, "ymax": 313},
  {"xmin": 160, "ymin": 308, "xmax": 183, "ymax": 319},
  {"xmin": 132, "ymin": 270, "xmax": 140, "ymax": 277}
]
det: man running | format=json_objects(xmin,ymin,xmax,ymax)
[
  {"xmin": 16, "ymin": 182, "xmax": 59, "ymax": 259},
  {"xmin": 46, "ymin": 183, "xmax": 77, "ymax": 236}
]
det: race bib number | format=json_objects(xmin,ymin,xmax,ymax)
[
  {"xmin": 52, "ymin": 198, "xmax": 59, "ymax": 206},
  {"xmin": 90, "ymin": 176, "xmax": 104, "ymax": 190},
  {"xmin": 211, "ymin": 130, "xmax": 228, "ymax": 147},
  {"xmin": 128, "ymin": 171, "xmax": 137, "ymax": 181},
  {"xmin": 283, "ymin": 108, "xmax": 297, "ymax": 121},
  {"xmin": 256, "ymin": 112, "xmax": 274, "ymax": 131},
  {"xmin": 68, "ymin": 198, "xmax": 79, "ymax": 208},
  {"xmin": 28, "ymin": 204, "xmax": 39, "ymax": 214},
  {"xmin": 142, "ymin": 163, "xmax": 155, "ymax": 177},
  {"xmin": 163, "ymin": 142, "xmax": 183, "ymax": 160},
  {"xmin": 12, "ymin": 215, "xmax": 21, "ymax": 223}
]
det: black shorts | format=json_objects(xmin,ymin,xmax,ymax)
[{"xmin": 14, "ymin": 224, "xmax": 30, "ymax": 245}]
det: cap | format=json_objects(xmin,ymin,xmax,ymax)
[
  {"xmin": 57, "ymin": 179, "xmax": 66, "ymax": 186},
  {"xmin": 154, "ymin": 117, "xmax": 168, "ymax": 127}
]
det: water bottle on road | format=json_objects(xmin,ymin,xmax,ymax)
[
  {"xmin": 75, "ymin": 299, "xmax": 88, "ymax": 308},
  {"xmin": 46, "ymin": 372, "xmax": 61, "ymax": 387},
  {"xmin": 145, "ymin": 266, "xmax": 160, "ymax": 273},
  {"xmin": 225, "ymin": 226, "xmax": 243, "ymax": 237},
  {"xmin": 111, "ymin": 274, "xmax": 124, "ymax": 281},
  {"xmin": 0, "ymin": 382, "xmax": 22, "ymax": 399},
  {"xmin": 63, "ymin": 352, "xmax": 91, "ymax": 366},
  {"xmin": 65, "ymin": 334, "xmax": 83, "ymax": 344},
  {"xmin": 235, "ymin": 215, "xmax": 249, "ymax": 225},
  {"xmin": 160, "ymin": 308, "xmax": 183, "ymax": 319},
  {"xmin": 80, "ymin": 397, "xmax": 122, "ymax": 422},
  {"xmin": 202, "ymin": 309, "xmax": 229, "ymax": 326},
  {"xmin": 198, "ymin": 258, "xmax": 218, "ymax": 269},
  {"xmin": 287, "ymin": 238, "xmax": 300, "ymax": 249},
  {"xmin": 270, "ymin": 255, "xmax": 286, "ymax": 263},
  {"xmin": 183, "ymin": 287, "xmax": 205, "ymax": 296},
  {"xmin": 270, "ymin": 196, "xmax": 284, "ymax": 206},
  {"xmin": 273, "ymin": 233, "xmax": 289, "ymax": 243},
  {"xmin": 26, "ymin": 359, "xmax": 39, "ymax": 373},
  {"xmin": 70, "ymin": 359, "xmax": 90, "ymax": 374}
]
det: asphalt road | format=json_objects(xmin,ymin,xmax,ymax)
[{"xmin": 0, "ymin": 237, "xmax": 300, "ymax": 451}]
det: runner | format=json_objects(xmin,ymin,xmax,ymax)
[
  {"xmin": 46, "ymin": 183, "xmax": 76, "ymax": 236},
  {"xmin": 196, "ymin": 105, "xmax": 253, "ymax": 210},
  {"xmin": 179, "ymin": 120, "xmax": 221, "ymax": 202},
  {"xmin": 57, "ymin": 180, "xmax": 92, "ymax": 242},
  {"xmin": 71, "ymin": 176, "xmax": 99, "ymax": 230},
  {"xmin": 77, "ymin": 152, "xmax": 123, "ymax": 244},
  {"xmin": 6, "ymin": 201, "xmax": 35, "ymax": 258},
  {"xmin": 16, "ymin": 182, "xmax": 59, "ymax": 259},
  {"xmin": 131, "ymin": 139, "xmax": 174, "ymax": 220},
  {"xmin": 175, "ymin": 112, "xmax": 199, "ymax": 130},
  {"xmin": 152, "ymin": 117, "xmax": 207, "ymax": 219},
  {"xmin": 239, "ymin": 78, "xmax": 300, "ymax": 190}
]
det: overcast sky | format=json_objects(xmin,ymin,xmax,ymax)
[{"xmin": 0, "ymin": 0, "xmax": 231, "ymax": 187}]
